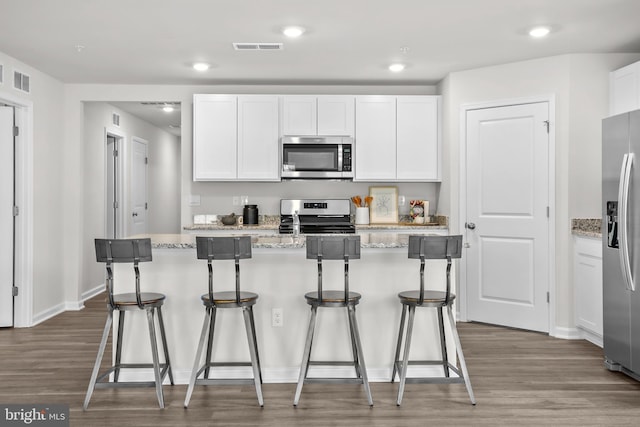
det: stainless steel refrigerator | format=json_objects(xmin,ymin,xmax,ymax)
[{"xmin": 603, "ymin": 109, "xmax": 640, "ymax": 380}]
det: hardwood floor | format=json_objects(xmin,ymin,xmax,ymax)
[{"xmin": 2, "ymin": 296, "xmax": 640, "ymax": 426}]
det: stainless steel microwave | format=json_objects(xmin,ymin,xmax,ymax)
[{"xmin": 281, "ymin": 136, "xmax": 354, "ymax": 180}]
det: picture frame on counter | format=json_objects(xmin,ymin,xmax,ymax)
[{"xmin": 369, "ymin": 186, "xmax": 398, "ymax": 224}]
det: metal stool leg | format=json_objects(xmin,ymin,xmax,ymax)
[
  {"xmin": 156, "ymin": 306, "xmax": 174, "ymax": 385},
  {"xmin": 347, "ymin": 308, "xmax": 361, "ymax": 379},
  {"xmin": 446, "ymin": 305, "xmax": 476, "ymax": 405},
  {"xmin": 248, "ymin": 306, "xmax": 263, "ymax": 384},
  {"xmin": 184, "ymin": 307, "xmax": 212, "ymax": 408},
  {"xmin": 437, "ymin": 306, "xmax": 450, "ymax": 377},
  {"xmin": 204, "ymin": 306, "xmax": 217, "ymax": 378},
  {"xmin": 242, "ymin": 307, "xmax": 264, "ymax": 406},
  {"xmin": 114, "ymin": 310, "xmax": 125, "ymax": 382},
  {"xmin": 294, "ymin": 305, "xmax": 318, "ymax": 406},
  {"xmin": 348, "ymin": 305, "xmax": 373, "ymax": 406},
  {"xmin": 397, "ymin": 305, "xmax": 416, "ymax": 406},
  {"xmin": 391, "ymin": 304, "xmax": 408, "ymax": 383},
  {"xmin": 83, "ymin": 308, "xmax": 114, "ymax": 410},
  {"xmin": 146, "ymin": 308, "xmax": 165, "ymax": 409}
]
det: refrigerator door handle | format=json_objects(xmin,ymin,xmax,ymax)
[{"xmin": 618, "ymin": 153, "xmax": 634, "ymax": 291}]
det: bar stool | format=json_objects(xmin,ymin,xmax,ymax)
[
  {"xmin": 84, "ymin": 238, "xmax": 174, "ymax": 410},
  {"xmin": 294, "ymin": 235, "xmax": 373, "ymax": 407},
  {"xmin": 391, "ymin": 235, "xmax": 475, "ymax": 405},
  {"xmin": 184, "ymin": 236, "xmax": 263, "ymax": 408}
]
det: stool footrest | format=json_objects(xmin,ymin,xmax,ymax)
[
  {"xmin": 196, "ymin": 378, "xmax": 258, "ymax": 386},
  {"xmin": 94, "ymin": 363, "xmax": 171, "ymax": 387},
  {"xmin": 308, "ymin": 361, "xmax": 358, "ymax": 367},
  {"xmin": 392, "ymin": 360, "xmax": 464, "ymax": 382},
  {"xmin": 304, "ymin": 378, "xmax": 366, "ymax": 384}
]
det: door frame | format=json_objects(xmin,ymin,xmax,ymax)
[
  {"xmin": 0, "ymin": 91, "xmax": 34, "ymax": 328},
  {"xmin": 458, "ymin": 94, "xmax": 557, "ymax": 335},
  {"xmin": 104, "ymin": 127, "xmax": 125, "ymax": 239}
]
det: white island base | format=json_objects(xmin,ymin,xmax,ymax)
[{"xmin": 107, "ymin": 232, "xmax": 459, "ymax": 384}]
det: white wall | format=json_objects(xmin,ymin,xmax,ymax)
[
  {"xmin": 81, "ymin": 102, "xmax": 181, "ymax": 297},
  {"xmin": 438, "ymin": 53, "xmax": 640, "ymax": 332},
  {"xmin": 0, "ymin": 51, "xmax": 66, "ymax": 322}
]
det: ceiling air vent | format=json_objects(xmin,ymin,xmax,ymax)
[
  {"xmin": 233, "ymin": 43, "xmax": 283, "ymax": 51},
  {"xmin": 112, "ymin": 112, "xmax": 120, "ymax": 127},
  {"xmin": 13, "ymin": 70, "xmax": 30, "ymax": 93}
]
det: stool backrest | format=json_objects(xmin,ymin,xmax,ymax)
[
  {"xmin": 196, "ymin": 236, "xmax": 252, "ymax": 304},
  {"xmin": 306, "ymin": 235, "xmax": 361, "ymax": 303},
  {"xmin": 407, "ymin": 235, "xmax": 463, "ymax": 305},
  {"xmin": 95, "ymin": 238, "xmax": 153, "ymax": 309}
]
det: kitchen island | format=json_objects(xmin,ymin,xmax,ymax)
[{"xmin": 110, "ymin": 231, "xmax": 461, "ymax": 385}]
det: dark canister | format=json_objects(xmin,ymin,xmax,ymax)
[{"xmin": 243, "ymin": 204, "xmax": 259, "ymax": 225}]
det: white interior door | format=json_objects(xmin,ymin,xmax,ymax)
[
  {"xmin": 0, "ymin": 106, "xmax": 14, "ymax": 327},
  {"xmin": 465, "ymin": 102, "xmax": 550, "ymax": 332},
  {"xmin": 130, "ymin": 138, "xmax": 148, "ymax": 236}
]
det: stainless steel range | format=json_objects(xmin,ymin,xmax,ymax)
[{"xmin": 279, "ymin": 199, "xmax": 355, "ymax": 234}]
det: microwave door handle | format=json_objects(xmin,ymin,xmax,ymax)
[{"xmin": 618, "ymin": 153, "xmax": 634, "ymax": 291}]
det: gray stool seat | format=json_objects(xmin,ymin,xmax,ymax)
[
  {"xmin": 84, "ymin": 238, "xmax": 174, "ymax": 410},
  {"xmin": 304, "ymin": 290, "xmax": 362, "ymax": 304},
  {"xmin": 201, "ymin": 291, "xmax": 258, "ymax": 306},
  {"xmin": 392, "ymin": 235, "xmax": 475, "ymax": 406},
  {"xmin": 294, "ymin": 235, "xmax": 373, "ymax": 407},
  {"xmin": 397, "ymin": 290, "xmax": 455, "ymax": 306},
  {"xmin": 112, "ymin": 292, "xmax": 166, "ymax": 307},
  {"xmin": 184, "ymin": 236, "xmax": 263, "ymax": 409}
]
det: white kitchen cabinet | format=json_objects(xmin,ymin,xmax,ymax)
[
  {"xmin": 396, "ymin": 96, "xmax": 440, "ymax": 181},
  {"xmin": 355, "ymin": 95, "xmax": 441, "ymax": 182},
  {"xmin": 317, "ymin": 96, "xmax": 354, "ymax": 136},
  {"xmin": 237, "ymin": 95, "xmax": 280, "ymax": 180},
  {"xmin": 281, "ymin": 95, "xmax": 354, "ymax": 136},
  {"xmin": 193, "ymin": 94, "xmax": 279, "ymax": 181},
  {"xmin": 610, "ymin": 60, "xmax": 640, "ymax": 116},
  {"xmin": 281, "ymin": 95, "xmax": 317, "ymax": 135},
  {"xmin": 355, "ymin": 96, "xmax": 397, "ymax": 180},
  {"xmin": 193, "ymin": 95, "xmax": 237, "ymax": 180},
  {"xmin": 573, "ymin": 235, "xmax": 603, "ymax": 347}
]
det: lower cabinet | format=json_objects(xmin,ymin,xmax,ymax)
[{"xmin": 573, "ymin": 235, "xmax": 603, "ymax": 347}]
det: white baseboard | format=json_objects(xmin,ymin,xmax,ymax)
[
  {"xmin": 81, "ymin": 285, "xmax": 104, "ymax": 302},
  {"xmin": 577, "ymin": 327, "xmax": 603, "ymax": 348},
  {"xmin": 115, "ymin": 365, "xmax": 457, "ymax": 385},
  {"xmin": 32, "ymin": 302, "xmax": 66, "ymax": 326},
  {"xmin": 551, "ymin": 326, "xmax": 582, "ymax": 340}
]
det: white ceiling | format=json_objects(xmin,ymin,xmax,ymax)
[{"xmin": 2, "ymin": 0, "xmax": 640, "ymax": 131}]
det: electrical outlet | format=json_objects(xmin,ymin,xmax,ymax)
[
  {"xmin": 241, "ymin": 195, "xmax": 249, "ymax": 205},
  {"xmin": 398, "ymin": 195, "xmax": 406, "ymax": 206},
  {"xmin": 232, "ymin": 196, "xmax": 240, "ymax": 206},
  {"xmin": 272, "ymin": 308, "xmax": 283, "ymax": 327}
]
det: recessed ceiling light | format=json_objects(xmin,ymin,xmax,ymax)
[
  {"xmin": 389, "ymin": 63, "xmax": 405, "ymax": 72},
  {"xmin": 282, "ymin": 26, "xmax": 305, "ymax": 38},
  {"xmin": 162, "ymin": 105, "xmax": 174, "ymax": 113},
  {"xmin": 193, "ymin": 62, "xmax": 210, "ymax": 71},
  {"xmin": 529, "ymin": 26, "xmax": 551, "ymax": 38}
]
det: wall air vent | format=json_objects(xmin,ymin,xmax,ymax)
[
  {"xmin": 112, "ymin": 112, "xmax": 120, "ymax": 127},
  {"xmin": 233, "ymin": 43, "xmax": 283, "ymax": 51},
  {"xmin": 13, "ymin": 70, "xmax": 30, "ymax": 93}
]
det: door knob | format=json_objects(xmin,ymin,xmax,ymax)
[{"xmin": 465, "ymin": 222, "xmax": 476, "ymax": 230}]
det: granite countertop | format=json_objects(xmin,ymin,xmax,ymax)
[
  {"xmin": 572, "ymin": 218, "xmax": 601, "ymax": 238},
  {"xmin": 134, "ymin": 232, "xmax": 442, "ymax": 250},
  {"xmin": 184, "ymin": 215, "xmax": 448, "ymax": 232}
]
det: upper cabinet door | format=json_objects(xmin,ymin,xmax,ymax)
[
  {"xmin": 355, "ymin": 96, "xmax": 397, "ymax": 181},
  {"xmin": 317, "ymin": 96, "xmax": 355, "ymax": 136},
  {"xmin": 281, "ymin": 95, "xmax": 317, "ymax": 135},
  {"xmin": 610, "ymin": 61, "xmax": 640, "ymax": 116},
  {"xmin": 237, "ymin": 95, "xmax": 280, "ymax": 181},
  {"xmin": 396, "ymin": 96, "xmax": 440, "ymax": 181},
  {"xmin": 193, "ymin": 95, "xmax": 237, "ymax": 181}
]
